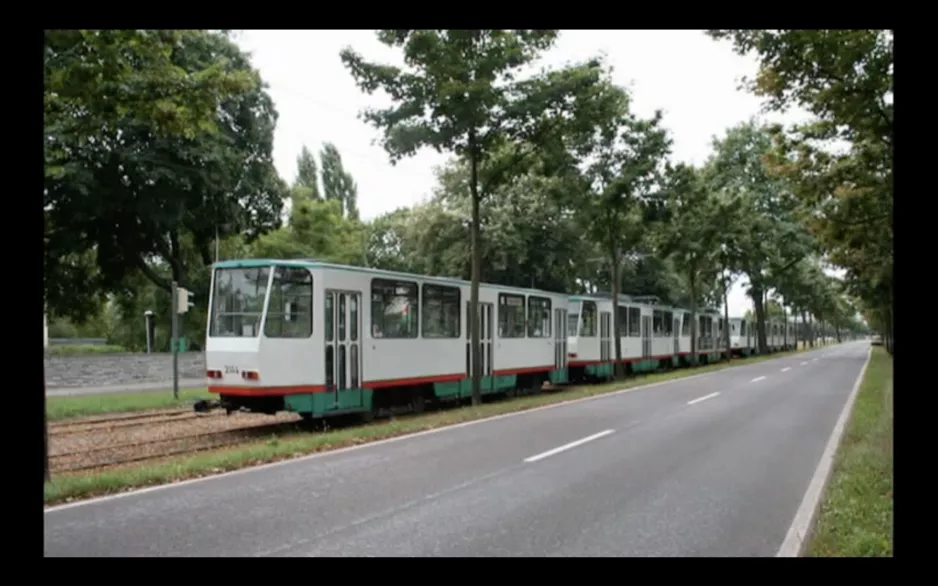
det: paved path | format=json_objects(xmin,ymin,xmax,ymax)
[
  {"xmin": 46, "ymin": 379, "xmax": 206, "ymax": 398},
  {"xmin": 44, "ymin": 342, "xmax": 869, "ymax": 557}
]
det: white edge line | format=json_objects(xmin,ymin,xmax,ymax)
[
  {"xmin": 44, "ymin": 348, "xmax": 817, "ymax": 514},
  {"xmin": 751, "ymin": 376, "xmax": 766, "ymax": 382},
  {"xmin": 686, "ymin": 391, "xmax": 720, "ymax": 405},
  {"xmin": 776, "ymin": 346, "xmax": 873, "ymax": 557},
  {"xmin": 523, "ymin": 429, "xmax": 614, "ymax": 463},
  {"xmin": 781, "ymin": 367, "xmax": 791, "ymax": 372}
]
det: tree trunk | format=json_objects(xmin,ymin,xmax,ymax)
[
  {"xmin": 689, "ymin": 272, "xmax": 698, "ymax": 361},
  {"xmin": 610, "ymin": 242, "xmax": 624, "ymax": 379},
  {"xmin": 721, "ymin": 266, "xmax": 730, "ymax": 360},
  {"xmin": 469, "ymin": 134, "xmax": 482, "ymax": 406},
  {"xmin": 43, "ymin": 361, "xmax": 50, "ymax": 483},
  {"xmin": 751, "ymin": 285, "xmax": 768, "ymax": 353}
]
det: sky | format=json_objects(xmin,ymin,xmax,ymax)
[{"xmin": 233, "ymin": 30, "xmax": 818, "ymax": 318}]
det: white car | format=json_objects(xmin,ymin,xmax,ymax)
[{"xmin": 870, "ymin": 334, "xmax": 883, "ymax": 346}]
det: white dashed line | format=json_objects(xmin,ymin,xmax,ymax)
[
  {"xmin": 687, "ymin": 392, "xmax": 720, "ymax": 405},
  {"xmin": 800, "ymin": 361, "xmax": 808, "ymax": 366},
  {"xmin": 523, "ymin": 429, "xmax": 615, "ymax": 463},
  {"xmin": 751, "ymin": 376, "xmax": 766, "ymax": 383},
  {"xmin": 781, "ymin": 367, "xmax": 791, "ymax": 372},
  {"xmin": 812, "ymin": 358, "xmax": 819, "ymax": 362}
]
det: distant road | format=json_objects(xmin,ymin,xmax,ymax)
[
  {"xmin": 46, "ymin": 379, "xmax": 206, "ymax": 398},
  {"xmin": 45, "ymin": 342, "xmax": 869, "ymax": 557}
]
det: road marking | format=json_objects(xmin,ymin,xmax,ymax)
[
  {"xmin": 523, "ymin": 429, "xmax": 615, "ymax": 463},
  {"xmin": 777, "ymin": 346, "xmax": 873, "ymax": 557},
  {"xmin": 751, "ymin": 376, "xmax": 766, "ymax": 382},
  {"xmin": 687, "ymin": 391, "xmax": 720, "ymax": 405},
  {"xmin": 812, "ymin": 358, "xmax": 819, "ymax": 362},
  {"xmin": 781, "ymin": 367, "xmax": 791, "ymax": 372},
  {"xmin": 800, "ymin": 361, "xmax": 808, "ymax": 366}
]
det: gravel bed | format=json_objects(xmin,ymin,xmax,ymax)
[{"xmin": 49, "ymin": 410, "xmax": 304, "ymax": 473}]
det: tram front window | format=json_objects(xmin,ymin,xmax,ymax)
[{"xmin": 209, "ymin": 267, "xmax": 271, "ymax": 338}]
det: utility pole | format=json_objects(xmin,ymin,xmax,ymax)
[{"xmin": 171, "ymin": 283, "xmax": 195, "ymax": 400}]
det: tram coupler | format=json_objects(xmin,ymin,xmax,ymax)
[{"xmin": 193, "ymin": 399, "xmax": 223, "ymax": 414}]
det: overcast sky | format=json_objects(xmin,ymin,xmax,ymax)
[{"xmin": 234, "ymin": 30, "xmax": 816, "ymax": 318}]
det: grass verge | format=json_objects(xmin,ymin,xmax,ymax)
[
  {"xmin": 44, "ymin": 345, "xmax": 821, "ymax": 506},
  {"xmin": 805, "ymin": 346, "xmax": 893, "ymax": 557},
  {"xmin": 47, "ymin": 388, "xmax": 213, "ymax": 421},
  {"xmin": 46, "ymin": 344, "xmax": 130, "ymax": 355}
]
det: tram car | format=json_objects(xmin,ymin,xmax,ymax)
[
  {"xmin": 564, "ymin": 294, "xmax": 729, "ymax": 383},
  {"xmin": 202, "ymin": 258, "xmax": 801, "ymax": 424},
  {"xmin": 728, "ymin": 317, "xmax": 755, "ymax": 357},
  {"xmin": 204, "ymin": 259, "xmax": 571, "ymax": 421}
]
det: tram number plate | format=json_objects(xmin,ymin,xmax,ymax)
[{"xmin": 224, "ymin": 365, "xmax": 239, "ymax": 374}]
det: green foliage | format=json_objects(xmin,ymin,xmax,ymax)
[
  {"xmin": 320, "ymin": 143, "xmax": 360, "ymax": 220},
  {"xmin": 44, "ymin": 30, "xmax": 287, "ymax": 322},
  {"xmin": 708, "ymin": 29, "xmax": 892, "ymax": 350},
  {"xmin": 341, "ymin": 30, "xmax": 617, "ymax": 404}
]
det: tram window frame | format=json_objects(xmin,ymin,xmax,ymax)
[
  {"xmin": 371, "ymin": 278, "xmax": 419, "ymax": 339},
  {"xmin": 263, "ymin": 266, "xmax": 313, "ymax": 339},
  {"xmin": 421, "ymin": 283, "xmax": 461, "ymax": 338},
  {"xmin": 527, "ymin": 296, "xmax": 552, "ymax": 338},
  {"xmin": 580, "ymin": 301, "xmax": 597, "ymax": 337},
  {"xmin": 498, "ymin": 293, "xmax": 527, "ymax": 338},
  {"xmin": 627, "ymin": 307, "xmax": 641, "ymax": 337}
]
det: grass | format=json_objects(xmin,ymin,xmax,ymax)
[
  {"xmin": 43, "ymin": 345, "xmax": 823, "ymax": 506},
  {"xmin": 805, "ymin": 346, "xmax": 893, "ymax": 557},
  {"xmin": 46, "ymin": 344, "xmax": 130, "ymax": 356},
  {"xmin": 47, "ymin": 388, "xmax": 213, "ymax": 421}
]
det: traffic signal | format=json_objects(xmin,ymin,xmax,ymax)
[{"xmin": 177, "ymin": 287, "xmax": 195, "ymax": 314}]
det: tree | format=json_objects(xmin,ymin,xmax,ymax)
[
  {"xmin": 576, "ymin": 92, "xmax": 671, "ymax": 377},
  {"xmin": 320, "ymin": 143, "xmax": 360, "ymax": 221},
  {"xmin": 654, "ymin": 163, "xmax": 724, "ymax": 360},
  {"xmin": 45, "ymin": 30, "xmax": 287, "ymax": 321},
  {"xmin": 341, "ymin": 30, "xmax": 617, "ymax": 405},
  {"xmin": 294, "ymin": 145, "xmax": 322, "ymax": 200},
  {"xmin": 707, "ymin": 29, "xmax": 893, "ymax": 352},
  {"xmin": 708, "ymin": 120, "xmax": 815, "ymax": 353}
]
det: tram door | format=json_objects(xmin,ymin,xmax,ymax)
[
  {"xmin": 641, "ymin": 315, "xmax": 652, "ymax": 359},
  {"xmin": 465, "ymin": 302, "xmax": 494, "ymax": 391},
  {"xmin": 673, "ymin": 317, "xmax": 681, "ymax": 357},
  {"xmin": 599, "ymin": 311, "xmax": 611, "ymax": 364},
  {"xmin": 325, "ymin": 290, "xmax": 363, "ymax": 410},
  {"xmin": 554, "ymin": 307, "xmax": 567, "ymax": 374}
]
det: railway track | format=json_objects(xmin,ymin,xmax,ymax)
[
  {"xmin": 50, "ymin": 419, "xmax": 307, "ymax": 473},
  {"xmin": 49, "ymin": 409, "xmax": 225, "ymax": 435}
]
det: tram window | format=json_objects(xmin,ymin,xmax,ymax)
[
  {"xmin": 264, "ymin": 267, "xmax": 313, "ymax": 338},
  {"xmin": 653, "ymin": 311, "xmax": 664, "ymax": 337},
  {"xmin": 628, "ymin": 307, "xmax": 640, "ymax": 337},
  {"xmin": 499, "ymin": 293, "xmax": 526, "ymax": 338},
  {"xmin": 580, "ymin": 301, "xmax": 597, "ymax": 337},
  {"xmin": 663, "ymin": 311, "xmax": 673, "ymax": 336},
  {"xmin": 681, "ymin": 313, "xmax": 690, "ymax": 336},
  {"xmin": 422, "ymin": 283, "xmax": 460, "ymax": 338},
  {"xmin": 371, "ymin": 278, "xmax": 418, "ymax": 338},
  {"xmin": 527, "ymin": 296, "xmax": 552, "ymax": 338},
  {"xmin": 209, "ymin": 266, "xmax": 270, "ymax": 338},
  {"xmin": 567, "ymin": 313, "xmax": 579, "ymax": 335}
]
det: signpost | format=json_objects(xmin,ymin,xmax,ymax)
[{"xmin": 171, "ymin": 282, "xmax": 194, "ymax": 399}]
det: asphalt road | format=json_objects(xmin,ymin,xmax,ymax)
[{"xmin": 44, "ymin": 342, "xmax": 869, "ymax": 557}]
